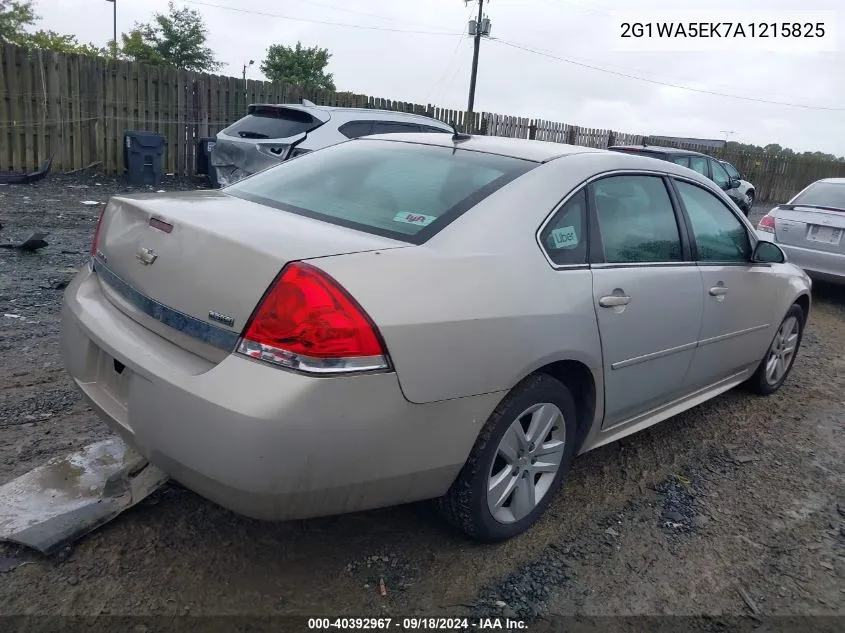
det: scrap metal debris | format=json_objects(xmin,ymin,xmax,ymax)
[
  {"xmin": 0, "ymin": 438, "xmax": 169, "ymax": 555},
  {"xmin": 0, "ymin": 157, "xmax": 52, "ymax": 185},
  {"xmin": 0, "ymin": 232, "xmax": 50, "ymax": 252}
]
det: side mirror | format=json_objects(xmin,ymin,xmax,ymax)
[{"xmin": 752, "ymin": 240, "xmax": 786, "ymax": 264}]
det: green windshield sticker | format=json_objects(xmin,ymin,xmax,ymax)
[
  {"xmin": 394, "ymin": 212, "xmax": 436, "ymax": 227},
  {"xmin": 551, "ymin": 225, "xmax": 578, "ymax": 249}
]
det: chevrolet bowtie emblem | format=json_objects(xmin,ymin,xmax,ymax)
[{"xmin": 136, "ymin": 246, "xmax": 158, "ymax": 265}]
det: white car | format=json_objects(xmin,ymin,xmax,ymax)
[
  {"xmin": 720, "ymin": 160, "xmax": 756, "ymax": 212},
  {"xmin": 210, "ymin": 100, "xmax": 453, "ymax": 186}
]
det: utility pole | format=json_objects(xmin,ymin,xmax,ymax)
[
  {"xmin": 720, "ymin": 130, "xmax": 737, "ymax": 142},
  {"xmin": 105, "ymin": 0, "xmax": 116, "ymax": 57},
  {"xmin": 466, "ymin": 0, "xmax": 491, "ymax": 115},
  {"xmin": 243, "ymin": 60, "xmax": 254, "ymax": 98}
]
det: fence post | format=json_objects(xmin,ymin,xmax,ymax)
[
  {"xmin": 607, "ymin": 131, "xmax": 616, "ymax": 147},
  {"xmin": 528, "ymin": 122, "xmax": 537, "ymax": 140},
  {"xmin": 567, "ymin": 125, "xmax": 578, "ymax": 145}
]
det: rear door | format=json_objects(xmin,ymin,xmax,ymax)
[
  {"xmin": 589, "ymin": 174, "xmax": 703, "ymax": 428},
  {"xmin": 671, "ymin": 178, "xmax": 782, "ymax": 388}
]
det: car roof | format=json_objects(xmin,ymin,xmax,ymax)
[
  {"xmin": 359, "ymin": 133, "xmax": 605, "ymax": 162},
  {"xmin": 248, "ymin": 102, "xmax": 452, "ymax": 128},
  {"xmin": 608, "ymin": 144, "xmax": 707, "ymax": 157},
  {"xmin": 817, "ymin": 178, "xmax": 845, "ymax": 185}
]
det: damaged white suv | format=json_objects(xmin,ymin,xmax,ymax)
[{"xmin": 210, "ymin": 100, "xmax": 453, "ymax": 187}]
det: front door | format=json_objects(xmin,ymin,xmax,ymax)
[
  {"xmin": 589, "ymin": 174, "xmax": 703, "ymax": 428},
  {"xmin": 671, "ymin": 178, "xmax": 782, "ymax": 389}
]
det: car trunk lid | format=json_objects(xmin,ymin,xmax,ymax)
[
  {"xmin": 93, "ymin": 191, "xmax": 408, "ymax": 362},
  {"xmin": 774, "ymin": 204, "xmax": 845, "ymax": 254}
]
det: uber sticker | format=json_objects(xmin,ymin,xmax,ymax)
[
  {"xmin": 394, "ymin": 211, "xmax": 436, "ymax": 227},
  {"xmin": 551, "ymin": 225, "xmax": 578, "ymax": 249}
]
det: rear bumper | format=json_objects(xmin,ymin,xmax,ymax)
[
  {"xmin": 60, "ymin": 266, "xmax": 501, "ymax": 520},
  {"xmin": 779, "ymin": 243, "xmax": 845, "ymax": 284}
]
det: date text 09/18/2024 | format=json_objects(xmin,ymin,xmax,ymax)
[{"xmin": 307, "ymin": 617, "xmax": 529, "ymax": 630}]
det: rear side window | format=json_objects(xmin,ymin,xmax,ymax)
[
  {"xmin": 592, "ymin": 175, "xmax": 683, "ymax": 263},
  {"xmin": 688, "ymin": 156, "xmax": 708, "ymax": 177},
  {"xmin": 539, "ymin": 189, "xmax": 588, "ymax": 265},
  {"xmin": 791, "ymin": 182, "xmax": 845, "ymax": 210},
  {"xmin": 224, "ymin": 140, "xmax": 535, "ymax": 244},
  {"xmin": 221, "ymin": 107, "xmax": 321, "ymax": 140},
  {"xmin": 672, "ymin": 156, "xmax": 690, "ymax": 168},
  {"xmin": 338, "ymin": 121, "xmax": 374, "ymax": 139},
  {"xmin": 371, "ymin": 121, "xmax": 435, "ymax": 134}
]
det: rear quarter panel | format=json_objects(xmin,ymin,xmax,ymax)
[{"xmin": 313, "ymin": 156, "xmax": 609, "ymax": 404}]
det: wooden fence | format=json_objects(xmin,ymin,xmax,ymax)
[{"xmin": 1, "ymin": 45, "xmax": 844, "ymax": 202}]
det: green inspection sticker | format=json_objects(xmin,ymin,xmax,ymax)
[
  {"xmin": 393, "ymin": 211, "xmax": 436, "ymax": 227},
  {"xmin": 551, "ymin": 225, "xmax": 578, "ymax": 249}
]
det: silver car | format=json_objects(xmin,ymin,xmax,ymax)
[
  {"xmin": 757, "ymin": 178, "xmax": 845, "ymax": 284},
  {"xmin": 61, "ymin": 134, "xmax": 811, "ymax": 542},
  {"xmin": 210, "ymin": 100, "xmax": 453, "ymax": 187}
]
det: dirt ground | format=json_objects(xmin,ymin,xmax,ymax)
[{"xmin": 1, "ymin": 174, "xmax": 844, "ymax": 626}]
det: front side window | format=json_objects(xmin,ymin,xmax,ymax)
[
  {"xmin": 722, "ymin": 162, "xmax": 741, "ymax": 180},
  {"xmin": 592, "ymin": 175, "xmax": 683, "ymax": 263},
  {"xmin": 539, "ymin": 189, "xmax": 588, "ymax": 265},
  {"xmin": 225, "ymin": 140, "xmax": 535, "ymax": 243},
  {"xmin": 675, "ymin": 180, "xmax": 751, "ymax": 263},
  {"xmin": 709, "ymin": 159, "xmax": 731, "ymax": 189}
]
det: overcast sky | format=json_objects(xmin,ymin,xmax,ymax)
[{"xmin": 35, "ymin": 0, "xmax": 844, "ymax": 155}]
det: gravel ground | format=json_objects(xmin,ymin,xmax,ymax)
[{"xmin": 1, "ymin": 176, "xmax": 844, "ymax": 627}]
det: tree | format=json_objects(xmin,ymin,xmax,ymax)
[
  {"xmin": 26, "ymin": 30, "xmax": 107, "ymax": 56},
  {"xmin": 1, "ymin": 0, "xmax": 104, "ymax": 55},
  {"xmin": 0, "ymin": 0, "xmax": 36, "ymax": 45},
  {"xmin": 121, "ymin": 1, "xmax": 221, "ymax": 72},
  {"xmin": 261, "ymin": 42, "xmax": 335, "ymax": 91}
]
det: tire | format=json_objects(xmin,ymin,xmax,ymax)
[
  {"xmin": 746, "ymin": 190, "xmax": 755, "ymax": 209},
  {"xmin": 437, "ymin": 374, "xmax": 578, "ymax": 542},
  {"xmin": 745, "ymin": 303, "xmax": 805, "ymax": 395}
]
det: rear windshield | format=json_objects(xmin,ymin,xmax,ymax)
[
  {"xmin": 791, "ymin": 182, "xmax": 845, "ymax": 210},
  {"xmin": 221, "ymin": 107, "xmax": 321, "ymax": 140},
  {"xmin": 224, "ymin": 139, "xmax": 536, "ymax": 244}
]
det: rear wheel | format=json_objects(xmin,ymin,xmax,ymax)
[
  {"xmin": 746, "ymin": 190, "xmax": 755, "ymax": 210},
  {"xmin": 745, "ymin": 304, "xmax": 804, "ymax": 395},
  {"xmin": 437, "ymin": 374, "xmax": 578, "ymax": 542}
]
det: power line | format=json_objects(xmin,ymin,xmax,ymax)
[
  {"xmin": 182, "ymin": 0, "xmax": 462, "ymax": 35},
  {"xmin": 490, "ymin": 38, "xmax": 845, "ymax": 112},
  {"xmin": 292, "ymin": 0, "xmax": 452, "ymax": 31}
]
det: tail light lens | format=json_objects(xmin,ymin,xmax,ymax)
[
  {"xmin": 237, "ymin": 262, "xmax": 389, "ymax": 374},
  {"xmin": 758, "ymin": 213, "xmax": 776, "ymax": 233},
  {"xmin": 90, "ymin": 205, "xmax": 106, "ymax": 255}
]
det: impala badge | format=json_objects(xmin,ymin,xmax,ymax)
[
  {"xmin": 136, "ymin": 246, "xmax": 157, "ymax": 265},
  {"xmin": 208, "ymin": 311, "xmax": 235, "ymax": 327}
]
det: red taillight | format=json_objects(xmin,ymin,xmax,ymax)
[
  {"xmin": 90, "ymin": 206, "xmax": 106, "ymax": 255},
  {"xmin": 758, "ymin": 213, "xmax": 776, "ymax": 233},
  {"xmin": 237, "ymin": 262, "xmax": 389, "ymax": 374}
]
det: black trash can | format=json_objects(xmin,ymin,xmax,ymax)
[
  {"xmin": 124, "ymin": 131, "xmax": 166, "ymax": 186},
  {"xmin": 196, "ymin": 137, "xmax": 219, "ymax": 187}
]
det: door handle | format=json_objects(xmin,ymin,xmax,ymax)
[
  {"xmin": 599, "ymin": 295, "xmax": 631, "ymax": 308},
  {"xmin": 709, "ymin": 285, "xmax": 728, "ymax": 296}
]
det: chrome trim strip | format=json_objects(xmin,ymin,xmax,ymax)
[
  {"xmin": 611, "ymin": 323, "xmax": 770, "ymax": 370},
  {"xmin": 92, "ymin": 257, "xmax": 240, "ymax": 352},
  {"xmin": 698, "ymin": 323, "xmax": 770, "ymax": 347},
  {"xmin": 611, "ymin": 340, "xmax": 698, "ymax": 370}
]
